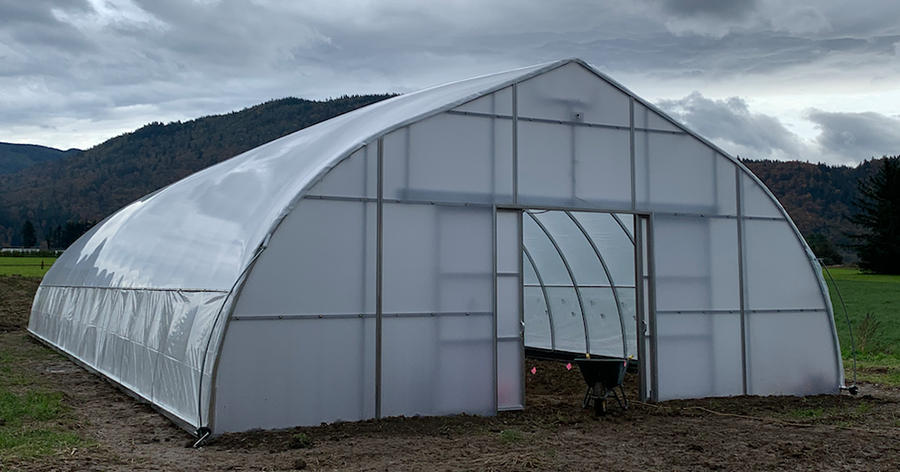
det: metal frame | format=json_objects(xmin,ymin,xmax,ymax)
[
  {"xmin": 375, "ymin": 138, "xmax": 384, "ymax": 419},
  {"xmin": 522, "ymin": 245, "xmax": 556, "ymax": 350},
  {"xmin": 526, "ymin": 210, "xmax": 592, "ymax": 353},
  {"xmin": 736, "ymin": 166, "xmax": 748, "ymax": 395},
  {"xmin": 647, "ymin": 214, "xmax": 658, "ymax": 402},
  {"xmin": 445, "ymin": 109, "xmax": 686, "ymax": 135},
  {"xmin": 567, "ymin": 211, "xmax": 630, "ymax": 359},
  {"xmin": 512, "ymin": 83, "xmax": 518, "ymax": 204},
  {"xmin": 492, "ymin": 205, "xmax": 499, "ymax": 413}
]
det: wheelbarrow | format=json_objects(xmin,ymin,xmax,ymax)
[{"xmin": 575, "ymin": 358, "xmax": 629, "ymax": 415}]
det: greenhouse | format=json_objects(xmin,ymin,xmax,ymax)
[{"xmin": 29, "ymin": 58, "xmax": 844, "ymax": 436}]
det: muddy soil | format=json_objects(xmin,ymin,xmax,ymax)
[{"xmin": 2, "ymin": 276, "xmax": 900, "ymax": 471}]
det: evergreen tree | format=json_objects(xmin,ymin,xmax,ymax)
[
  {"xmin": 21, "ymin": 220, "xmax": 37, "ymax": 247},
  {"xmin": 847, "ymin": 156, "xmax": 900, "ymax": 274},
  {"xmin": 805, "ymin": 233, "xmax": 843, "ymax": 265}
]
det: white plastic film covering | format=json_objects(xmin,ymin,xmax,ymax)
[
  {"xmin": 522, "ymin": 211, "xmax": 637, "ymax": 359},
  {"xmin": 233, "ymin": 198, "xmax": 376, "ymax": 317},
  {"xmin": 743, "ymin": 219, "xmax": 826, "ymax": 311},
  {"xmin": 381, "ymin": 203, "xmax": 495, "ymax": 417},
  {"xmin": 571, "ymin": 213, "xmax": 635, "ymax": 284},
  {"xmin": 381, "ymin": 315, "xmax": 494, "ymax": 417},
  {"xmin": 452, "ymin": 85, "xmax": 513, "ymax": 116},
  {"xmin": 516, "ymin": 123, "xmax": 631, "ymax": 209},
  {"xmin": 517, "ymin": 62, "xmax": 630, "ymax": 126},
  {"xmin": 532, "ymin": 211, "xmax": 623, "ymax": 357},
  {"xmin": 518, "ymin": 121, "xmax": 574, "ymax": 205},
  {"xmin": 747, "ymin": 311, "xmax": 840, "ymax": 395},
  {"xmin": 653, "ymin": 215, "xmax": 740, "ymax": 312},
  {"xmin": 656, "ymin": 312, "xmax": 743, "ymax": 400},
  {"xmin": 383, "ymin": 114, "xmax": 513, "ymax": 204},
  {"xmin": 215, "ymin": 317, "xmax": 376, "ymax": 431},
  {"xmin": 29, "ymin": 285, "xmax": 226, "ymax": 428},
  {"xmin": 634, "ymin": 101, "xmax": 682, "ymax": 133},
  {"xmin": 740, "ymin": 172, "xmax": 785, "ymax": 218},
  {"xmin": 635, "ymin": 132, "xmax": 737, "ymax": 215},
  {"xmin": 616, "ymin": 287, "xmax": 638, "ymax": 360},
  {"xmin": 496, "ymin": 210, "xmax": 523, "ymax": 409},
  {"xmin": 383, "ymin": 204, "xmax": 493, "ymax": 314},
  {"xmin": 212, "ymin": 197, "xmax": 376, "ymax": 431},
  {"xmin": 532, "ymin": 211, "xmax": 609, "ymax": 286},
  {"xmin": 305, "ymin": 147, "xmax": 376, "ymax": 199},
  {"xmin": 523, "ymin": 286, "xmax": 552, "ymax": 350}
]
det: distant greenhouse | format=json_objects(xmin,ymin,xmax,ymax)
[{"xmin": 30, "ymin": 58, "xmax": 843, "ymax": 436}]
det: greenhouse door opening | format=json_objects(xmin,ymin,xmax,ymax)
[{"xmin": 501, "ymin": 209, "xmax": 652, "ymax": 401}]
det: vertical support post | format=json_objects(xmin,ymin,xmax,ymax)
[
  {"xmin": 518, "ymin": 210, "xmax": 525, "ymax": 406},
  {"xmin": 647, "ymin": 213, "xmax": 659, "ymax": 402},
  {"xmin": 634, "ymin": 216, "xmax": 648, "ymax": 401},
  {"xmin": 375, "ymin": 138, "xmax": 384, "ymax": 419},
  {"xmin": 630, "ymin": 97, "xmax": 636, "ymax": 211},
  {"xmin": 512, "ymin": 83, "xmax": 519, "ymax": 204},
  {"xmin": 736, "ymin": 167, "xmax": 748, "ymax": 395},
  {"xmin": 492, "ymin": 205, "xmax": 499, "ymax": 413}
]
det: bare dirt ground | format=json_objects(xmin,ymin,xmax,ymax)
[{"xmin": 3, "ymin": 276, "xmax": 900, "ymax": 471}]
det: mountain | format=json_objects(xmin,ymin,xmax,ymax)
[
  {"xmin": 0, "ymin": 95, "xmax": 393, "ymax": 247},
  {"xmin": 0, "ymin": 94, "xmax": 886, "ymax": 256},
  {"xmin": 0, "ymin": 142, "xmax": 81, "ymax": 175}
]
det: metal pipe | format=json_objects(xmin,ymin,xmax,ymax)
[
  {"xmin": 736, "ymin": 166, "xmax": 748, "ymax": 395},
  {"xmin": 567, "ymin": 211, "xmax": 629, "ymax": 359},
  {"xmin": 634, "ymin": 216, "xmax": 648, "ymax": 401},
  {"xmin": 492, "ymin": 204, "xmax": 499, "ymax": 413},
  {"xmin": 647, "ymin": 214, "xmax": 659, "ymax": 402},
  {"xmin": 526, "ymin": 211, "xmax": 592, "ymax": 354},
  {"xmin": 512, "ymin": 84, "xmax": 518, "ymax": 204},
  {"xmin": 375, "ymin": 138, "xmax": 384, "ymax": 419},
  {"xmin": 522, "ymin": 245, "xmax": 555, "ymax": 350}
]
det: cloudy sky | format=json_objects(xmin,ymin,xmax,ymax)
[{"xmin": 2, "ymin": 0, "xmax": 900, "ymax": 165}]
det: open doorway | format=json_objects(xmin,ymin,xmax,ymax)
[{"xmin": 496, "ymin": 209, "xmax": 652, "ymax": 409}]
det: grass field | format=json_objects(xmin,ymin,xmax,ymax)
[
  {"xmin": 824, "ymin": 267, "xmax": 900, "ymax": 386},
  {"xmin": 0, "ymin": 257, "xmax": 56, "ymax": 277},
  {"xmin": 825, "ymin": 267, "xmax": 900, "ymax": 356},
  {"xmin": 0, "ymin": 333, "xmax": 86, "ymax": 461}
]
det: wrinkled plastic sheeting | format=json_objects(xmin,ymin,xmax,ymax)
[{"xmin": 29, "ymin": 286, "xmax": 228, "ymax": 429}]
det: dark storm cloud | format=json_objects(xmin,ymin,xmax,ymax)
[
  {"xmin": 657, "ymin": 92, "xmax": 804, "ymax": 159},
  {"xmin": 654, "ymin": 0, "xmax": 758, "ymax": 20},
  {"xmin": 1, "ymin": 0, "xmax": 899, "ymax": 159},
  {"xmin": 807, "ymin": 110, "xmax": 900, "ymax": 161},
  {"xmin": 0, "ymin": 0, "xmax": 94, "ymax": 54}
]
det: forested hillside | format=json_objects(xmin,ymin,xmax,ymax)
[
  {"xmin": 0, "ymin": 95, "xmax": 393, "ymax": 246},
  {"xmin": 0, "ymin": 142, "xmax": 81, "ymax": 175},
  {"xmin": 742, "ymin": 159, "xmax": 883, "ymax": 259},
  {"xmin": 0, "ymin": 94, "xmax": 886, "ymax": 257}
]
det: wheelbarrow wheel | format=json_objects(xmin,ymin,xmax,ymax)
[{"xmin": 594, "ymin": 397, "xmax": 607, "ymax": 416}]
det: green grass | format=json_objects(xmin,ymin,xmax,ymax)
[
  {"xmin": 788, "ymin": 407, "xmax": 824, "ymax": 419},
  {"xmin": 825, "ymin": 267, "xmax": 900, "ymax": 385},
  {"xmin": 825, "ymin": 268, "xmax": 900, "ymax": 356},
  {"xmin": 498, "ymin": 429, "xmax": 523, "ymax": 444},
  {"xmin": 0, "ymin": 257, "xmax": 56, "ymax": 277},
  {"xmin": 0, "ymin": 335, "xmax": 88, "ymax": 461}
]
